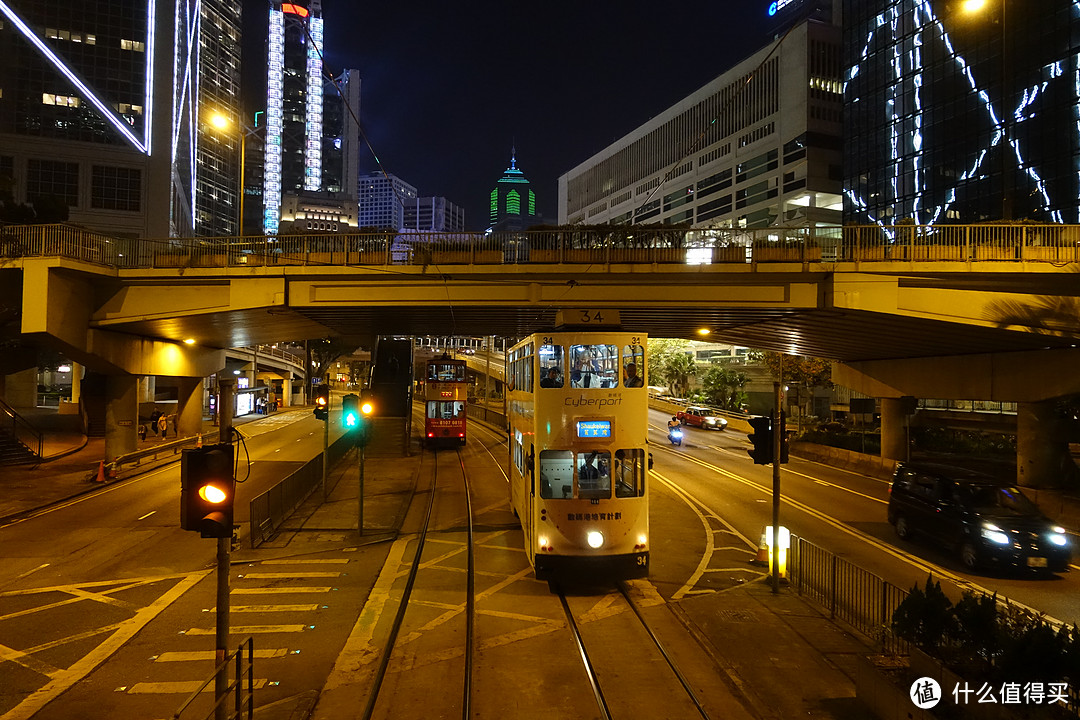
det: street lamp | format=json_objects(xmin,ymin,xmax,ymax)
[{"xmin": 208, "ymin": 111, "xmax": 254, "ymax": 236}]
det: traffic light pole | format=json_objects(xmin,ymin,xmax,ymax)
[
  {"xmin": 213, "ymin": 376, "xmax": 235, "ymax": 719},
  {"xmin": 771, "ymin": 380, "xmax": 782, "ymax": 595},
  {"xmin": 358, "ymin": 445, "xmax": 365, "ymax": 536}
]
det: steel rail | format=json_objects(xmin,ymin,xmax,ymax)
[
  {"xmin": 554, "ymin": 584, "xmax": 613, "ymax": 720},
  {"xmin": 616, "ymin": 582, "xmax": 712, "ymax": 720}
]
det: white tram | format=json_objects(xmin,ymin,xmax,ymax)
[{"xmin": 506, "ymin": 327, "xmax": 650, "ymax": 580}]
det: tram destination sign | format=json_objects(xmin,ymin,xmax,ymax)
[{"xmin": 576, "ymin": 420, "xmax": 612, "ymax": 438}]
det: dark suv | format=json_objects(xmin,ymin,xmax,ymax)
[{"xmin": 887, "ymin": 462, "xmax": 1071, "ymax": 573}]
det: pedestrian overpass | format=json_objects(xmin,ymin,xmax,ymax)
[{"xmin": 2, "ymin": 223, "xmax": 1079, "ymax": 485}]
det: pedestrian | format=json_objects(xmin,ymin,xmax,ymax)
[
  {"xmin": 157, "ymin": 413, "xmax": 168, "ymax": 439},
  {"xmin": 138, "ymin": 423, "xmax": 147, "ymax": 442},
  {"xmin": 150, "ymin": 409, "xmax": 161, "ymax": 435}
]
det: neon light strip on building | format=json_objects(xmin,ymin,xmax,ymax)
[
  {"xmin": 264, "ymin": 6, "xmax": 285, "ymax": 234},
  {"xmin": 0, "ymin": 0, "xmax": 153, "ymax": 153},
  {"xmin": 304, "ymin": 13, "xmax": 323, "ymax": 192}
]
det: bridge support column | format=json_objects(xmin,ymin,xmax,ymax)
[
  {"xmin": 176, "ymin": 377, "xmax": 204, "ymax": 438},
  {"xmin": 282, "ymin": 374, "xmax": 293, "ymax": 408},
  {"xmin": 879, "ymin": 397, "xmax": 909, "ymax": 463},
  {"xmin": 1017, "ymin": 400, "xmax": 1078, "ymax": 489},
  {"xmin": 3, "ymin": 368, "xmax": 37, "ymax": 407},
  {"xmin": 104, "ymin": 375, "xmax": 138, "ymax": 462}
]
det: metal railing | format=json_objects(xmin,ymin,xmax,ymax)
[
  {"xmin": 110, "ymin": 432, "xmax": 204, "ymax": 476},
  {"xmin": 4, "ymin": 223, "xmax": 1080, "ymax": 269},
  {"xmin": 171, "ymin": 636, "xmax": 253, "ymax": 720},
  {"xmin": 789, "ymin": 535, "xmax": 911, "ymax": 655},
  {"xmin": 248, "ymin": 433, "xmax": 353, "ymax": 548},
  {"xmin": 0, "ymin": 397, "xmax": 43, "ymax": 460}
]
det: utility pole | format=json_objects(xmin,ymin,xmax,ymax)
[{"xmin": 771, "ymin": 354, "xmax": 783, "ymax": 594}]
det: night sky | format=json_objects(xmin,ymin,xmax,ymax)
[{"xmin": 242, "ymin": 1, "xmax": 777, "ymax": 231}]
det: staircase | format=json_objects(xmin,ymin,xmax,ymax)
[{"xmin": 0, "ymin": 400, "xmax": 42, "ymax": 465}]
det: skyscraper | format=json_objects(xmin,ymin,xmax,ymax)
[
  {"xmin": 0, "ymin": 0, "xmax": 241, "ymax": 239},
  {"xmin": 844, "ymin": 0, "xmax": 1080, "ymax": 225},
  {"xmin": 357, "ymin": 172, "xmax": 417, "ymax": 230},
  {"xmin": 490, "ymin": 148, "xmax": 539, "ymax": 231}
]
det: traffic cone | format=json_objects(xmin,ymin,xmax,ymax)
[
  {"xmin": 196, "ymin": 433, "xmax": 203, "ymax": 448},
  {"xmin": 752, "ymin": 529, "xmax": 770, "ymax": 565},
  {"xmin": 93, "ymin": 460, "xmax": 107, "ymax": 483}
]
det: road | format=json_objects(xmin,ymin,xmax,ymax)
[
  {"xmin": 2, "ymin": 405, "xmax": 1077, "ymax": 719},
  {"xmin": 645, "ymin": 407, "xmax": 1080, "ymax": 626}
]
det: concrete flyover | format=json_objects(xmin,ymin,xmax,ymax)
[{"xmin": 2, "ymin": 223, "xmax": 1079, "ymax": 485}]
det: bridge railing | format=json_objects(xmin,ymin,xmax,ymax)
[{"xmin": 3, "ymin": 223, "xmax": 1079, "ymax": 268}]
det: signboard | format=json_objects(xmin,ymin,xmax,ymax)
[{"xmin": 576, "ymin": 420, "xmax": 612, "ymax": 438}]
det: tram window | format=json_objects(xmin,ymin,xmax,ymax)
[
  {"xmin": 569, "ymin": 344, "xmax": 618, "ymax": 389},
  {"xmin": 427, "ymin": 401, "xmax": 458, "ymax": 419},
  {"xmin": 577, "ymin": 450, "xmax": 611, "ymax": 499},
  {"xmin": 622, "ymin": 345, "xmax": 645, "ymax": 388},
  {"xmin": 539, "ymin": 450, "xmax": 574, "ymax": 499},
  {"xmin": 428, "ymin": 362, "xmax": 464, "ymax": 382},
  {"xmin": 613, "ymin": 449, "xmax": 646, "ymax": 498},
  {"xmin": 538, "ymin": 343, "xmax": 564, "ymax": 388}
]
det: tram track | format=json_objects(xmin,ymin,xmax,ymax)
[
  {"xmin": 554, "ymin": 580, "xmax": 713, "ymax": 720},
  {"xmin": 360, "ymin": 446, "xmax": 477, "ymax": 720}
]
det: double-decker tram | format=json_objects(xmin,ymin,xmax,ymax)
[
  {"xmin": 424, "ymin": 353, "xmax": 468, "ymax": 446},
  {"xmin": 507, "ymin": 320, "xmax": 650, "ymax": 580}
]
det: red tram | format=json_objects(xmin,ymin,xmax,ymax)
[{"xmin": 424, "ymin": 354, "xmax": 468, "ymax": 446}]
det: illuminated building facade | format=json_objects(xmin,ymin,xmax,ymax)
[
  {"xmin": 844, "ymin": 0, "xmax": 1080, "ymax": 225},
  {"xmin": 558, "ymin": 12, "xmax": 842, "ymax": 230},
  {"xmin": 404, "ymin": 196, "xmax": 466, "ymax": 232},
  {"xmin": 0, "ymin": 0, "xmax": 241, "ymax": 239},
  {"xmin": 490, "ymin": 148, "xmax": 539, "ymax": 231},
  {"xmin": 263, "ymin": 0, "xmax": 325, "ymax": 234},
  {"xmin": 357, "ymin": 172, "xmax": 417, "ymax": 230}
]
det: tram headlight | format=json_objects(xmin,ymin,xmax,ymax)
[
  {"xmin": 638, "ymin": 533, "xmax": 648, "ymax": 547},
  {"xmin": 586, "ymin": 531, "xmax": 604, "ymax": 549},
  {"xmin": 538, "ymin": 535, "xmax": 549, "ymax": 550}
]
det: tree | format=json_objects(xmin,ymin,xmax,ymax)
[
  {"xmin": 699, "ymin": 365, "xmax": 748, "ymax": 411},
  {"xmin": 750, "ymin": 351, "xmax": 832, "ymax": 426},
  {"xmin": 646, "ymin": 338, "xmax": 686, "ymax": 391},
  {"xmin": 308, "ymin": 338, "xmax": 362, "ymax": 384},
  {"xmin": 662, "ymin": 351, "xmax": 697, "ymax": 398}
]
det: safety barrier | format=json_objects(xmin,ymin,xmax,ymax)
[
  {"xmin": 247, "ymin": 433, "xmax": 353, "ymax": 548},
  {"xmin": 5, "ymin": 223, "xmax": 1080, "ymax": 269}
]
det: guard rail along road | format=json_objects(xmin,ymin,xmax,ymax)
[{"xmin": 2, "ymin": 223, "xmax": 1079, "ymax": 269}]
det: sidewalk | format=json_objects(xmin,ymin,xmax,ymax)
[{"xmin": 0, "ymin": 406, "xmax": 298, "ymax": 523}]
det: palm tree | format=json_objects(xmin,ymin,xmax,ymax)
[{"xmin": 663, "ymin": 352, "xmax": 697, "ymax": 398}]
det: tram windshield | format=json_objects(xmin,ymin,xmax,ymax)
[
  {"xmin": 568, "ymin": 344, "xmax": 618, "ymax": 389},
  {"xmin": 613, "ymin": 449, "xmax": 646, "ymax": 498},
  {"xmin": 427, "ymin": 401, "xmax": 464, "ymax": 419},
  {"xmin": 428, "ymin": 362, "xmax": 465, "ymax": 382},
  {"xmin": 538, "ymin": 343, "xmax": 564, "ymax": 388},
  {"xmin": 537, "ymin": 449, "xmax": 613, "ymax": 499}
]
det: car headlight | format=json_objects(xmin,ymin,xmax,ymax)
[
  {"xmin": 981, "ymin": 523, "xmax": 1010, "ymax": 545},
  {"xmin": 1049, "ymin": 526, "xmax": 1069, "ymax": 547}
]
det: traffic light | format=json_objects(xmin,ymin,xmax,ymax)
[
  {"xmin": 356, "ymin": 391, "xmax": 375, "ymax": 447},
  {"xmin": 779, "ymin": 412, "xmax": 790, "ymax": 464},
  {"xmin": 314, "ymin": 384, "xmax": 329, "ymax": 420},
  {"xmin": 747, "ymin": 415, "xmax": 773, "ymax": 465},
  {"xmin": 180, "ymin": 444, "xmax": 235, "ymax": 538},
  {"xmin": 342, "ymin": 393, "xmax": 359, "ymax": 428}
]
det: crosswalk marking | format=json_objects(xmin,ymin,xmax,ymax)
[
  {"xmin": 240, "ymin": 572, "xmax": 341, "ymax": 579},
  {"xmin": 219, "ymin": 604, "xmax": 320, "ymax": 613},
  {"xmin": 232, "ymin": 587, "xmax": 332, "ymax": 595},
  {"xmin": 125, "ymin": 678, "xmax": 269, "ymax": 694},
  {"xmin": 259, "ymin": 559, "xmax": 349, "ymax": 565},
  {"xmin": 185, "ymin": 625, "xmax": 308, "ymax": 635},
  {"xmin": 155, "ymin": 649, "xmax": 288, "ymax": 662}
]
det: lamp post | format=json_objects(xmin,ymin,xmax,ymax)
[{"xmin": 209, "ymin": 111, "xmax": 255, "ymax": 236}]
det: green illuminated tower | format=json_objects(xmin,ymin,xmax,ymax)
[{"xmin": 489, "ymin": 146, "xmax": 538, "ymax": 231}]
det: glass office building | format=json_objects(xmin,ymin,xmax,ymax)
[{"xmin": 844, "ymin": 0, "xmax": 1080, "ymax": 225}]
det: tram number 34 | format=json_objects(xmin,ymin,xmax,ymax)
[{"xmin": 556, "ymin": 309, "xmax": 622, "ymax": 327}]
